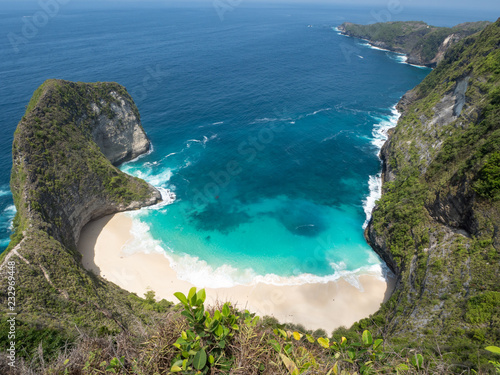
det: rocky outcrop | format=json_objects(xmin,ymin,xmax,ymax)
[
  {"xmin": 90, "ymin": 92, "xmax": 151, "ymax": 165},
  {"xmin": 338, "ymin": 21, "xmax": 490, "ymax": 67},
  {"xmin": 10, "ymin": 79, "xmax": 161, "ymax": 249},
  {"xmin": 363, "ymin": 20, "xmax": 500, "ymax": 354},
  {"xmin": 0, "ymin": 80, "xmax": 162, "ymax": 335}
]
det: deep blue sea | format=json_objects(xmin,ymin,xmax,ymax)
[{"xmin": 0, "ymin": 1, "xmax": 497, "ymax": 286}]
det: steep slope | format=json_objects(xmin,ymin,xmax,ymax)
[
  {"xmin": 0, "ymin": 80, "xmax": 163, "ymax": 343},
  {"xmin": 338, "ymin": 21, "xmax": 490, "ymax": 67},
  {"xmin": 363, "ymin": 19, "xmax": 500, "ymax": 365}
]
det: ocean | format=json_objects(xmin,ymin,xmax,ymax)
[{"xmin": 0, "ymin": 1, "xmax": 496, "ymax": 287}]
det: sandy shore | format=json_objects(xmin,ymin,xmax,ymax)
[{"xmin": 78, "ymin": 213, "xmax": 395, "ymax": 333}]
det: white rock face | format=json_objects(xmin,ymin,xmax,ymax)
[{"xmin": 91, "ymin": 91, "xmax": 150, "ymax": 165}]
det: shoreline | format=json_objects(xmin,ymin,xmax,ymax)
[
  {"xmin": 335, "ymin": 28, "xmax": 430, "ymax": 69},
  {"xmin": 78, "ymin": 213, "xmax": 395, "ymax": 333}
]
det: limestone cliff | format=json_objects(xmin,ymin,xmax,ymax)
[
  {"xmin": 362, "ymin": 19, "xmax": 500, "ymax": 364},
  {"xmin": 0, "ymin": 80, "xmax": 162, "ymax": 335},
  {"xmin": 338, "ymin": 21, "xmax": 490, "ymax": 67}
]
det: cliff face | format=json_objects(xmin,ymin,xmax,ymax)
[
  {"xmin": 338, "ymin": 21, "xmax": 490, "ymax": 67},
  {"xmin": 0, "ymin": 79, "xmax": 162, "ymax": 335},
  {"xmin": 90, "ymin": 92, "xmax": 150, "ymax": 165},
  {"xmin": 363, "ymin": 19, "xmax": 500, "ymax": 361}
]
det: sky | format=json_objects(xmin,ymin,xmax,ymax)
[
  {"xmin": 1, "ymin": 0, "xmax": 499, "ymax": 22},
  {"xmin": 3, "ymin": 0, "xmax": 500, "ymax": 8}
]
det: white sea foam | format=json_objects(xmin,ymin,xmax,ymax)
[
  {"xmin": 121, "ymin": 144, "xmax": 154, "ymax": 166},
  {"xmin": 186, "ymin": 134, "xmax": 217, "ymax": 147},
  {"xmin": 306, "ymin": 107, "xmax": 332, "ymax": 117},
  {"xmin": 122, "ymin": 218, "xmax": 166, "ymax": 255},
  {"xmin": 250, "ymin": 117, "xmax": 278, "ymax": 125},
  {"xmin": 395, "ymin": 54, "xmax": 408, "ymax": 63},
  {"xmin": 212, "ymin": 121, "xmax": 224, "ymax": 125},
  {"xmin": 362, "ymin": 105, "xmax": 401, "ymax": 228},
  {"xmin": 408, "ymin": 62, "xmax": 430, "ymax": 69},
  {"xmin": 359, "ymin": 41, "xmax": 391, "ymax": 52},
  {"xmin": 164, "ymin": 152, "xmax": 178, "ymax": 159},
  {"xmin": 1, "ymin": 205, "xmax": 17, "ymax": 231},
  {"xmin": 0, "ymin": 189, "xmax": 12, "ymax": 197},
  {"xmin": 122, "ymin": 215, "xmax": 385, "ymax": 289},
  {"xmin": 362, "ymin": 174, "xmax": 382, "ymax": 229},
  {"xmin": 148, "ymin": 188, "xmax": 177, "ymax": 211}
]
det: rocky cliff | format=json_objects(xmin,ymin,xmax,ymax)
[
  {"xmin": 338, "ymin": 21, "xmax": 490, "ymax": 67},
  {"xmin": 0, "ymin": 80, "xmax": 162, "ymax": 337},
  {"xmin": 362, "ymin": 19, "xmax": 500, "ymax": 365}
]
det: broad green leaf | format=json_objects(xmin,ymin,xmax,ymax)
[
  {"xmin": 174, "ymin": 292, "xmax": 188, "ymax": 306},
  {"xmin": 410, "ymin": 353, "xmax": 424, "ymax": 369},
  {"xmin": 210, "ymin": 320, "xmax": 220, "ymax": 332},
  {"xmin": 318, "ymin": 337, "xmax": 330, "ymax": 349},
  {"xmin": 193, "ymin": 349, "xmax": 207, "ymax": 370},
  {"xmin": 396, "ymin": 363, "xmax": 410, "ymax": 371},
  {"xmin": 215, "ymin": 325, "xmax": 224, "ymax": 337},
  {"xmin": 373, "ymin": 338, "xmax": 383, "ymax": 350},
  {"xmin": 293, "ymin": 332, "xmax": 302, "ymax": 341},
  {"xmin": 362, "ymin": 330, "xmax": 373, "ymax": 346},
  {"xmin": 486, "ymin": 346, "xmax": 500, "ymax": 355},
  {"xmin": 278, "ymin": 329, "xmax": 287, "ymax": 339},
  {"xmin": 347, "ymin": 349, "xmax": 356, "ymax": 360},
  {"xmin": 222, "ymin": 303, "xmax": 230, "ymax": 317},
  {"xmin": 188, "ymin": 287, "xmax": 197, "ymax": 305},
  {"xmin": 306, "ymin": 334, "xmax": 315, "ymax": 343},
  {"xmin": 269, "ymin": 339, "xmax": 281, "ymax": 353},
  {"xmin": 209, "ymin": 355, "xmax": 215, "ymax": 365},
  {"xmin": 279, "ymin": 353, "xmax": 299, "ymax": 375},
  {"xmin": 196, "ymin": 289, "xmax": 206, "ymax": 304}
]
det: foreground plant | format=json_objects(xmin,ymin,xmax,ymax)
[{"xmin": 170, "ymin": 287, "xmax": 247, "ymax": 374}]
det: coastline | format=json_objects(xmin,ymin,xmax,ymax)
[
  {"xmin": 335, "ymin": 28, "xmax": 430, "ymax": 69},
  {"xmin": 78, "ymin": 213, "xmax": 395, "ymax": 333}
]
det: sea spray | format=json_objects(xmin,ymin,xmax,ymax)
[{"xmin": 362, "ymin": 105, "xmax": 401, "ymax": 228}]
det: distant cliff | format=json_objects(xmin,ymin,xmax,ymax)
[
  {"xmin": 0, "ymin": 80, "xmax": 162, "ymax": 336},
  {"xmin": 361, "ymin": 19, "xmax": 500, "ymax": 365},
  {"xmin": 338, "ymin": 21, "xmax": 490, "ymax": 67}
]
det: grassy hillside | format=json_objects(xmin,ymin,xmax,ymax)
[
  {"xmin": 0, "ymin": 80, "xmax": 165, "ymax": 367},
  {"xmin": 362, "ymin": 18, "xmax": 500, "ymax": 368}
]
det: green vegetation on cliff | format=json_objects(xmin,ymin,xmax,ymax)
[
  {"xmin": 363, "ymin": 18, "xmax": 500, "ymax": 369},
  {"xmin": 0, "ymin": 80, "xmax": 163, "ymax": 365},
  {"xmin": 338, "ymin": 21, "xmax": 490, "ymax": 67}
]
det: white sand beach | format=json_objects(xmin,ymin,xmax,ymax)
[{"xmin": 78, "ymin": 213, "xmax": 395, "ymax": 333}]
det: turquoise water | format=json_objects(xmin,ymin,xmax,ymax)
[{"xmin": 8, "ymin": 2, "xmax": 490, "ymax": 287}]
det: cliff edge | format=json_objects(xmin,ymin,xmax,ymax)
[
  {"xmin": 362, "ymin": 19, "xmax": 500, "ymax": 365},
  {"xmin": 0, "ymin": 80, "xmax": 162, "ymax": 336},
  {"xmin": 338, "ymin": 21, "xmax": 490, "ymax": 67}
]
